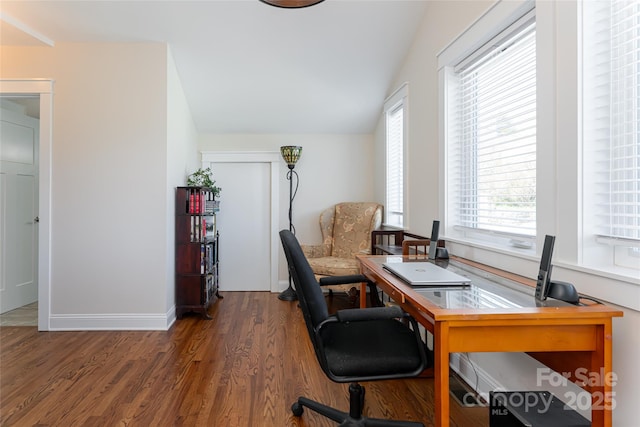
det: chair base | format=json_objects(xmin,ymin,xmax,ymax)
[
  {"xmin": 292, "ymin": 383, "xmax": 424, "ymax": 427},
  {"xmin": 278, "ymin": 284, "xmax": 298, "ymax": 301}
]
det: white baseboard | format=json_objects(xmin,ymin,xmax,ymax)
[
  {"xmin": 274, "ymin": 279, "xmax": 289, "ymax": 293},
  {"xmin": 49, "ymin": 307, "xmax": 176, "ymax": 331}
]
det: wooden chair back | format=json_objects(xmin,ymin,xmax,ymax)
[{"xmin": 402, "ymin": 239, "xmax": 430, "ymax": 256}]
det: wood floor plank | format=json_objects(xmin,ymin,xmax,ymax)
[{"xmin": 1, "ymin": 292, "xmax": 488, "ymax": 426}]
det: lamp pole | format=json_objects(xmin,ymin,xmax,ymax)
[
  {"xmin": 278, "ymin": 146, "xmax": 302, "ymax": 301},
  {"xmin": 287, "ymin": 167, "xmax": 295, "ymax": 233}
]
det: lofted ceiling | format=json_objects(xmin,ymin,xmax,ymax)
[{"xmin": 0, "ymin": 0, "xmax": 428, "ymax": 134}]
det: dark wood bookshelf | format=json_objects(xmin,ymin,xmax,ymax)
[{"xmin": 175, "ymin": 186, "xmax": 221, "ymax": 319}]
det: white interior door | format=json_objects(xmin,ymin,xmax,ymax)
[
  {"xmin": 211, "ymin": 161, "xmax": 271, "ymax": 291},
  {"xmin": 0, "ymin": 105, "xmax": 39, "ymax": 313}
]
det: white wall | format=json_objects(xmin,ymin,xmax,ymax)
[
  {"xmin": 0, "ymin": 41, "xmax": 373, "ymax": 327},
  {"xmin": 199, "ymin": 133, "xmax": 375, "ymax": 281},
  {"xmin": 166, "ymin": 46, "xmax": 199, "ymax": 318},
  {"xmin": 384, "ymin": 1, "xmax": 495, "ymax": 238},
  {"xmin": 1, "ymin": 42, "xmax": 194, "ymax": 329},
  {"xmin": 380, "ymin": 1, "xmax": 640, "ymax": 425}
]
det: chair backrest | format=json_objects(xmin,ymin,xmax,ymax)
[
  {"xmin": 280, "ymin": 230, "xmax": 329, "ymax": 340},
  {"xmin": 402, "ymin": 239, "xmax": 430, "ymax": 256},
  {"xmin": 317, "ymin": 206, "xmax": 336, "ymax": 248},
  {"xmin": 319, "ymin": 202, "xmax": 382, "ymax": 259}
]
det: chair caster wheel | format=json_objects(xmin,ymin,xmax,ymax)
[{"xmin": 292, "ymin": 401, "xmax": 304, "ymax": 417}]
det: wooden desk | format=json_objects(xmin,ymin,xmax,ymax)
[{"xmin": 357, "ymin": 254, "xmax": 623, "ymax": 427}]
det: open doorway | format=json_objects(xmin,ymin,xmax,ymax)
[
  {"xmin": 0, "ymin": 79, "xmax": 53, "ymax": 331},
  {"xmin": 0, "ymin": 96, "xmax": 39, "ymax": 325}
]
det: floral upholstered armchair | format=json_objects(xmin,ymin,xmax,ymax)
[{"xmin": 301, "ymin": 202, "xmax": 383, "ymax": 300}]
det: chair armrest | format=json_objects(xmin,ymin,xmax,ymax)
[
  {"xmin": 335, "ymin": 306, "xmax": 405, "ymax": 323},
  {"xmin": 301, "ymin": 243, "xmax": 331, "ymax": 258},
  {"xmin": 318, "ymin": 275, "xmax": 368, "ymax": 287}
]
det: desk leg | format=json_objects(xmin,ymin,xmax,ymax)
[
  {"xmin": 591, "ymin": 321, "xmax": 614, "ymax": 427},
  {"xmin": 434, "ymin": 321, "xmax": 449, "ymax": 427},
  {"xmin": 360, "ymin": 283, "xmax": 367, "ymax": 308}
]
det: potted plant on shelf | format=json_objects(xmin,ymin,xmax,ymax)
[{"xmin": 187, "ymin": 167, "xmax": 221, "ymax": 199}]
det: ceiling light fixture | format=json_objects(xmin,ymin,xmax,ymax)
[{"xmin": 260, "ymin": 0, "xmax": 325, "ymax": 8}]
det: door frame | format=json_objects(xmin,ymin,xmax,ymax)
[
  {"xmin": 0, "ymin": 79, "xmax": 53, "ymax": 331},
  {"xmin": 201, "ymin": 151, "xmax": 281, "ymax": 293}
]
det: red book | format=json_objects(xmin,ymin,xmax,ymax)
[{"xmin": 189, "ymin": 191, "xmax": 195, "ymax": 214}]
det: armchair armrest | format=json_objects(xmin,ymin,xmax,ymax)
[
  {"xmin": 301, "ymin": 243, "xmax": 331, "ymax": 258},
  {"xmin": 335, "ymin": 305, "xmax": 405, "ymax": 322}
]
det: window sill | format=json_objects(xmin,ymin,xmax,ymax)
[{"xmin": 444, "ymin": 236, "xmax": 640, "ymax": 312}]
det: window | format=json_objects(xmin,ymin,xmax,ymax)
[
  {"xmin": 582, "ymin": 0, "xmax": 640, "ymax": 272},
  {"xmin": 435, "ymin": 0, "xmax": 637, "ymax": 307},
  {"xmin": 445, "ymin": 12, "xmax": 537, "ymax": 248},
  {"xmin": 384, "ymin": 84, "xmax": 407, "ymax": 228}
]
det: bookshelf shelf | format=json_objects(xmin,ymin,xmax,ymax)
[{"xmin": 175, "ymin": 186, "xmax": 222, "ymax": 319}]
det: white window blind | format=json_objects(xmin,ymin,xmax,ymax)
[
  {"xmin": 583, "ymin": 0, "xmax": 640, "ymax": 270},
  {"xmin": 584, "ymin": 0, "xmax": 640, "ymax": 242},
  {"xmin": 386, "ymin": 102, "xmax": 404, "ymax": 228},
  {"xmin": 449, "ymin": 19, "xmax": 537, "ymax": 241},
  {"xmin": 384, "ymin": 83, "xmax": 407, "ymax": 228}
]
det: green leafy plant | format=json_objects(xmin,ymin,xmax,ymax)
[{"xmin": 187, "ymin": 167, "xmax": 221, "ymax": 198}]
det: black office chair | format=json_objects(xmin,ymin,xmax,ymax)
[{"xmin": 280, "ymin": 229, "xmax": 428, "ymax": 427}]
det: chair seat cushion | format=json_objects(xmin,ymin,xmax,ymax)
[
  {"xmin": 307, "ymin": 257, "xmax": 359, "ymax": 277},
  {"xmin": 320, "ymin": 319, "xmax": 424, "ymax": 379}
]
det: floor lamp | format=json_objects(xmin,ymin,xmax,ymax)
[{"xmin": 278, "ymin": 145, "xmax": 302, "ymax": 301}]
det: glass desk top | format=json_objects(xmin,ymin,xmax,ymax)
[{"xmin": 372, "ymin": 256, "xmax": 572, "ymax": 310}]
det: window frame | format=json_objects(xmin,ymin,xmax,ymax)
[
  {"xmin": 437, "ymin": 0, "xmax": 639, "ymax": 311},
  {"xmin": 440, "ymin": 2, "xmax": 538, "ymax": 253},
  {"xmin": 384, "ymin": 83, "xmax": 408, "ymax": 228},
  {"xmin": 581, "ymin": 0, "xmax": 640, "ymax": 274}
]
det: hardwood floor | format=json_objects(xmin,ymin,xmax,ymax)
[{"xmin": 0, "ymin": 292, "xmax": 488, "ymax": 426}]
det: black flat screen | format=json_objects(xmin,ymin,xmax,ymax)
[
  {"xmin": 428, "ymin": 220, "xmax": 440, "ymax": 260},
  {"xmin": 535, "ymin": 235, "xmax": 555, "ymax": 301}
]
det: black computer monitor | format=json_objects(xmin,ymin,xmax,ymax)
[
  {"xmin": 534, "ymin": 235, "xmax": 555, "ymax": 301},
  {"xmin": 428, "ymin": 220, "xmax": 440, "ymax": 260}
]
